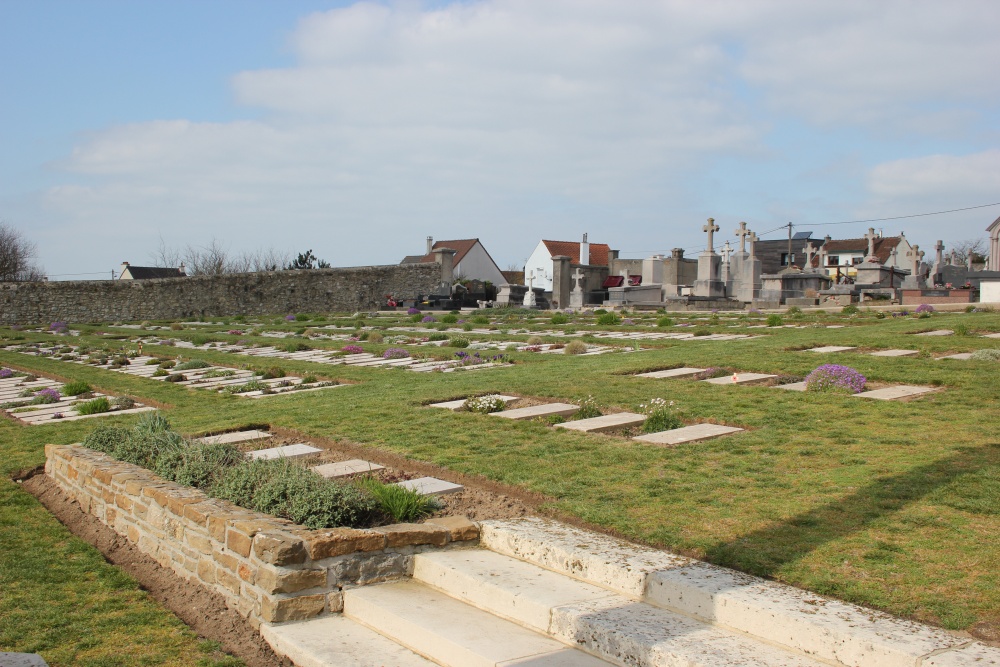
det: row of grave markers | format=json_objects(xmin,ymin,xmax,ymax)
[{"xmin": 0, "ymin": 373, "xmax": 155, "ymax": 425}]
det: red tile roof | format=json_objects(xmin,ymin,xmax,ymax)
[
  {"xmin": 541, "ymin": 240, "xmax": 610, "ymax": 266},
  {"xmin": 401, "ymin": 239, "xmax": 482, "ymax": 266},
  {"xmin": 807, "ymin": 236, "xmax": 902, "ymax": 267}
]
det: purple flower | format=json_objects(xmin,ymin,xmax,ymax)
[
  {"xmin": 805, "ymin": 364, "xmax": 866, "ymax": 394},
  {"xmin": 407, "ymin": 307, "xmax": 421, "ymax": 315},
  {"xmin": 0, "ymin": 368, "xmax": 13, "ymax": 379},
  {"xmin": 228, "ymin": 329, "xmax": 244, "ymax": 335},
  {"xmin": 35, "ymin": 388, "xmax": 62, "ymax": 404},
  {"xmin": 50, "ymin": 321, "xmax": 68, "ymax": 332},
  {"xmin": 915, "ymin": 304, "xmax": 935, "ymax": 314},
  {"xmin": 52, "ymin": 412, "xmax": 64, "ymax": 419},
  {"xmin": 342, "ymin": 344, "xmax": 364, "ymax": 354},
  {"xmin": 285, "ymin": 314, "xmax": 296, "ymax": 321},
  {"xmin": 383, "ymin": 348, "xmax": 410, "ymax": 359},
  {"xmin": 421, "ymin": 315, "xmax": 437, "ymax": 323}
]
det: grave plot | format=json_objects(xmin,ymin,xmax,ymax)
[
  {"xmin": 5, "ymin": 345, "xmax": 343, "ymax": 398},
  {"xmin": 804, "ymin": 346, "xmax": 857, "ymax": 353},
  {"xmin": 556, "ymin": 412, "xmax": 646, "ymax": 433},
  {"xmin": 0, "ymin": 371, "xmax": 154, "ymax": 425},
  {"xmin": 636, "ymin": 367, "xmax": 706, "ymax": 379},
  {"xmin": 852, "ymin": 385, "xmax": 939, "ymax": 401},
  {"xmin": 869, "ymin": 349, "xmax": 920, "ymax": 357},
  {"xmin": 914, "ymin": 329, "xmax": 954, "ymax": 336},
  {"xmin": 633, "ymin": 423, "xmax": 744, "ymax": 446}
]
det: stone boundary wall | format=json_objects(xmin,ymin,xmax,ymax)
[
  {"xmin": 1, "ymin": 263, "xmax": 443, "ymax": 326},
  {"xmin": 45, "ymin": 444, "xmax": 478, "ymax": 628}
]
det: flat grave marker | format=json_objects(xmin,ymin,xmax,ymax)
[
  {"xmin": 557, "ymin": 412, "xmax": 646, "ymax": 433},
  {"xmin": 702, "ymin": 373, "xmax": 777, "ymax": 385},
  {"xmin": 196, "ymin": 430, "xmax": 271, "ymax": 445},
  {"xmin": 247, "ymin": 443, "xmax": 323, "ymax": 461},
  {"xmin": 634, "ymin": 423, "xmax": 744, "ymax": 446},
  {"xmin": 491, "ymin": 403, "xmax": 580, "ymax": 420},
  {"xmin": 805, "ymin": 346, "xmax": 857, "ymax": 353},
  {"xmin": 394, "ymin": 477, "xmax": 463, "ymax": 496},
  {"xmin": 870, "ymin": 349, "xmax": 919, "ymax": 357},
  {"xmin": 937, "ymin": 353, "xmax": 973, "ymax": 360},
  {"xmin": 428, "ymin": 396, "xmax": 518, "ymax": 411},
  {"xmin": 915, "ymin": 330, "xmax": 953, "ymax": 336},
  {"xmin": 853, "ymin": 385, "xmax": 937, "ymax": 401},
  {"xmin": 773, "ymin": 381, "xmax": 809, "ymax": 391},
  {"xmin": 313, "ymin": 459, "xmax": 385, "ymax": 479},
  {"xmin": 636, "ymin": 367, "xmax": 705, "ymax": 379}
]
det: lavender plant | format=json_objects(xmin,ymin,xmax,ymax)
[{"xmin": 805, "ymin": 364, "xmax": 867, "ymax": 394}]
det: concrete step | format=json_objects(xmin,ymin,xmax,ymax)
[
  {"xmin": 413, "ymin": 549, "xmax": 825, "ymax": 667},
  {"xmin": 343, "ymin": 579, "xmax": 612, "ymax": 667},
  {"xmin": 260, "ymin": 615, "xmax": 436, "ymax": 667},
  {"xmin": 479, "ymin": 518, "xmax": 986, "ymax": 667}
]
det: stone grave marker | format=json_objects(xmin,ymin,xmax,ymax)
[
  {"xmin": 313, "ymin": 459, "xmax": 385, "ymax": 479},
  {"xmin": 394, "ymin": 477, "xmax": 463, "ymax": 496},
  {"xmin": 805, "ymin": 346, "xmax": 856, "ymax": 353},
  {"xmin": 853, "ymin": 385, "xmax": 937, "ymax": 401},
  {"xmin": 247, "ymin": 443, "xmax": 323, "ymax": 461},
  {"xmin": 702, "ymin": 373, "xmax": 776, "ymax": 385},
  {"xmin": 634, "ymin": 423, "xmax": 744, "ymax": 445},
  {"xmin": 491, "ymin": 403, "xmax": 580, "ymax": 420},
  {"xmin": 869, "ymin": 349, "xmax": 919, "ymax": 357},
  {"xmin": 557, "ymin": 412, "xmax": 646, "ymax": 433},
  {"xmin": 636, "ymin": 367, "xmax": 705, "ymax": 379}
]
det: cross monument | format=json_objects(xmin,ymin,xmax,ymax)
[{"xmin": 704, "ymin": 218, "xmax": 720, "ymax": 253}]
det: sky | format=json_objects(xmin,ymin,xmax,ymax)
[{"xmin": 2, "ymin": 0, "xmax": 999, "ymax": 279}]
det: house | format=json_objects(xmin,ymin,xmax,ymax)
[
  {"xmin": 754, "ymin": 232, "xmax": 914, "ymax": 278},
  {"xmin": 523, "ymin": 235, "xmax": 612, "ymax": 291},
  {"xmin": 400, "ymin": 238, "xmax": 505, "ymax": 285},
  {"xmin": 987, "ymin": 215, "xmax": 1000, "ymax": 271},
  {"xmin": 118, "ymin": 262, "xmax": 186, "ymax": 280}
]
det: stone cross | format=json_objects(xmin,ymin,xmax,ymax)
[
  {"xmin": 931, "ymin": 240, "xmax": 944, "ymax": 282},
  {"xmin": 704, "ymin": 217, "xmax": 720, "ymax": 252},
  {"xmin": 967, "ymin": 253, "xmax": 974, "ymax": 270},
  {"xmin": 747, "ymin": 232, "xmax": 758, "ymax": 259},
  {"xmin": 907, "ymin": 246, "xmax": 924, "ymax": 276},
  {"xmin": 889, "ymin": 246, "xmax": 898, "ymax": 267},
  {"xmin": 818, "ymin": 247, "xmax": 828, "ymax": 274},
  {"xmin": 527, "ymin": 271, "xmax": 534, "ymax": 290},
  {"xmin": 734, "ymin": 221, "xmax": 750, "ymax": 253},
  {"xmin": 803, "ymin": 241, "xmax": 817, "ymax": 270},
  {"xmin": 864, "ymin": 227, "xmax": 879, "ymax": 261},
  {"xmin": 721, "ymin": 240, "xmax": 732, "ymax": 264},
  {"xmin": 948, "ymin": 250, "xmax": 957, "ymax": 266},
  {"xmin": 571, "ymin": 268, "xmax": 585, "ymax": 292}
]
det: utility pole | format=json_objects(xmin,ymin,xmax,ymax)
[{"xmin": 787, "ymin": 222, "xmax": 793, "ymax": 267}]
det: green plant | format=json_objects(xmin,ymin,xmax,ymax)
[
  {"xmin": 158, "ymin": 360, "xmax": 176, "ymax": 369},
  {"xmin": 76, "ymin": 397, "xmax": 111, "ymax": 415},
  {"xmin": 428, "ymin": 333, "xmax": 449, "ymax": 341},
  {"xmin": 300, "ymin": 375, "xmax": 318, "ymax": 384},
  {"xmin": 657, "ymin": 316, "xmax": 674, "ymax": 327},
  {"xmin": 448, "ymin": 336, "xmax": 470, "ymax": 348},
  {"xmin": 165, "ymin": 373, "xmax": 187, "ymax": 382},
  {"xmin": 62, "ymin": 380, "xmax": 92, "ymax": 396},
  {"xmin": 597, "ymin": 312, "xmax": 621, "ymax": 325},
  {"xmin": 471, "ymin": 315, "xmax": 489, "ymax": 325},
  {"xmin": 575, "ymin": 395, "xmax": 602, "ymax": 419},
  {"xmin": 463, "ymin": 394, "xmax": 508, "ymax": 414},
  {"xmin": 151, "ymin": 369, "xmax": 169, "ymax": 377},
  {"xmin": 190, "ymin": 334, "xmax": 217, "ymax": 346},
  {"xmin": 261, "ymin": 366, "xmax": 286, "ymax": 380},
  {"xmin": 284, "ymin": 341, "xmax": 311, "ymax": 353},
  {"xmin": 526, "ymin": 336, "xmax": 544, "ymax": 345},
  {"xmin": 441, "ymin": 314, "xmax": 458, "ymax": 324},
  {"xmin": 225, "ymin": 379, "xmax": 269, "ymax": 394},
  {"xmin": 766, "ymin": 314, "xmax": 783, "ymax": 327},
  {"xmin": 954, "ymin": 324, "xmax": 969, "ymax": 336},
  {"xmin": 113, "ymin": 395, "xmax": 136, "ymax": 410},
  {"xmin": 640, "ymin": 398, "xmax": 682, "ymax": 433},
  {"xmin": 367, "ymin": 331, "xmax": 384, "ymax": 344},
  {"xmin": 969, "ymin": 349, "xmax": 1000, "ymax": 361},
  {"xmin": 295, "ymin": 313, "xmax": 310, "ymax": 322},
  {"xmin": 550, "ymin": 313, "xmax": 569, "ymax": 325},
  {"xmin": 564, "ymin": 340, "xmax": 588, "ymax": 355},
  {"xmin": 154, "ymin": 441, "xmax": 243, "ymax": 489},
  {"xmin": 841, "ymin": 304, "xmax": 859, "ymax": 315},
  {"xmin": 786, "ymin": 306, "xmax": 802, "ymax": 315},
  {"xmin": 353, "ymin": 477, "xmax": 441, "ymax": 523},
  {"xmin": 170, "ymin": 322, "xmax": 184, "ymax": 330},
  {"xmin": 174, "ymin": 359, "xmax": 211, "ymax": 371}
]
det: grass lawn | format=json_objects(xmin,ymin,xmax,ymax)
[{"xmin": 2, "ymin": 306, "xmax": 999, "ymax": 663}]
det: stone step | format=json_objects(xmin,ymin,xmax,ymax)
[
  {"xmin": 260, "ymin": 614, "xmax": 435, "ymax": 667},
  {"xmin": 413, "ymin": 549, "xmax": 825, "ymax": 667},
  {"xmin": 556, "ymin": 412, "xmax": 646, "ymax": 433},
  {"xmin": 479, "ymin": 518, "xmax": 982, "ymax": 667},
  {"xmin": 491, "ymin": 403, "xmax": 580, "ymax": 420},
  {"xmin": 343, "ymin": 580, "xmax": 613, "ymax": 667}
]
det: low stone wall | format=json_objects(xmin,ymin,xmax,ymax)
[
  {"xmin": 45, "ymin": 444, "xmax": 478, "ymax": 628},
  {"xmin": 900, "ymin": 289, "xmax": 977, "ymax": 305},
  {"xmin": 1, "ymin": 262, "xmax": 443, "ymax": 326}
]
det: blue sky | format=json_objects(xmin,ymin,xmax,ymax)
[{"xmin": 3, "ymin": 0, "xmax": 999, "ymax": 278}]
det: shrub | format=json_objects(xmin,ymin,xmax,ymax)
[
  {"xmin": 657, "ymin": 316, "xmax": 674, "ymax": 327},
  {"xmin": 62, "ymin": 380, "xmax": 92, "ymax": 396},
  {"xmin": 874, "ymin": 311, "xmax": 887, "ymax": 319},
  {"xmin": 152, "ymin": 369, "xmax": 169, "ymax": 377},
  {"xmin": 407, "ymin": 307, "xmax": 421, "ymax": 315},
  {"xmin": 225, "ymin": 380, "xmax": 269, "ymax": 394},
  {"xmin": 766, "ymin": 314, "xmax": 783, "ymax": 327},
  {"xmin": 410, "ymin": 314, "xmax": 423, "ymax": 323},
  {"xmin": 342, "ymin": 344, "xmax": 364, "ymax": 354},
  {"xmin": 421, "ymin": 315, "xmax": 437, "ymax": 324},
  {"xmin": 640, "ymin": 398, "xmax": 681, "ymax": 433},
  {"xmin": 440, "ymin": 314, "xmax": 458, "ymax": 324},
  {"xmin": 564, "ymin": 340, "xmax": 588, "ymax": 355},
  {"xmin": 471, "ymin": 315, "xmax": 489, "ymax": 325},
  {"xmin": 841, "ymin": 304, "xmax": 859, "ymax": 315},
  {"xmin": 76, "ymin": 397, "xmax": 111, "ymax": 415},
  {"xmin": 145, "ymin": 358, "xmax": 162, "ymax": 365},
  {"xmin": 970, "ymin": 349, "xmax": 1000, "ymax": 361},
  {"xmin": 953, "ymin": 324, "xmax": 969, "ymax": 336},
  {"xmin": 175, "ymin": 359, "xmax": 211, "ymax": 371},
  {"xmin": 353, "ymin": 477, "xmax": 441, "ymax": 523},
  {"xmin": 428, "ymin": 333, "xmax": 449, "ymax": 341},
  {"xmin": 526, "ymin": 336, "xmax": 544, "ymax": 345},
  {"xmin": 463, "ymin": 395, "xmax": 508, "ymax": 414},
  {"xmin": 113, "ymin": 396, "xmax": 136, "ymax": 410},
  {"xmin": 201, "ymin": 369, "xmax": 236, "ymax": 378},
  {"xmin": 805, "ymin": 364, "xmax": 867, "ymax": 394},
  {"xmin": 575, "ymin": 395, "xmax": 601, "ymax": 420},
  {"xmin": 550, "ymin": 313, "xmax": 569, "ymax": 325},
  {"xmin": 31, "ymin": 388, "xmax": 61, "ymax": 404},
  {"xmin": 597, "ymin": 312, "xmax": 620, "ymax": 325},
  {"xmin": 284, "ymin": 341, "xmax": 311, "ymax": 353},
  {"xmin": 594, "ymin": 309, "xmax": 608, "ymax": 314},
  {"xmin": 367, "ymin": 331, "xmax": 384, "ymax": 344},
  {"xmin": 300, "ymin": 375, "xmax": 318, "ymax": 384},
  {"xmin": 165, "ymin": 373, "xmax": 187, "ymax": 383},
  {"xmin": 0, "ymin": 368, "xmax": 13, "ymax": 379},
  {"xmin": 190, "ymin": 334, "xmax": 218, "ymax": 346},
  {"xmin": 383, "ymin": 348, "xmax": 410, "ymax": 359},
  {"xmin": 261, "ymin": 366, "xmax": 286, "ymax": 380},
  {"xmin": 83, "ymin": 425, "xmax": 131, "ymax": 455},
  {"xmin": 155, "ymin": 441, "xmax": 243, "ymax": 490},
  {"xmin": 294, "ymin": 314, "xmax": 310, "ymax": 322},
  {"xmin": 786, "ymin": 306, "xmax": 802, "ymax": 315},
  {"xmin": 915, "ymin": 304, "xmax": 935, "ymax": 314},
  {"xmin": 448, "ymin": 337, "xmax": 470, "ymax": 348},
  {"xmin": 692, "ymin": 328, "xmax": 711, "ymax": 336},
  {"xmin": 158, "ymin": 360, "xmax": 176, "ymax": 369}
]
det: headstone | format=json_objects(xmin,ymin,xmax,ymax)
[
  {"xmin": 694, "ymin": 218, "xmax": 726, "ymax": 297},
  {"xmin": 523, "ymin": 272, "xmax": 537, "ymax": 307},
  {"xmin": 569, "ymin": 268, "xmax": 586, "ymax": 308},
  {"xmin": 902, "ymin": 245, "xmax": 926, "ymax": 289},
  {"xmin": 394, "ymin": 477, "xmax": 463, "ymax": 495},
  {"xmin": 196, "ymin": 430, "xmax": 271, "ymax": 445},
  {"xmin": 806, "ymin": 346, "xmax": 857, "ymax": 353},
  {"xmin": 247, "ymin": 443, "xmax": 323, "ymax": 461},
  {"xmin": 490, "ymin": 403, "xmax": 580, "ymax": 420},
  {"xmin": 863, "ymin": 227, "xmax": 879, "ymax": 262},
  {"xmin": 702, "ymin": 372, "xmax": 776, "ymax": 385},
  {"xmin": 633, "ymin": 423, "xmax": 744, "ymax": 445},
  {"xmin": 803, "ymin": 241, "xmax": 817, "ymax": 271},
  {"xmin": 870, "ymin": 349, "xmax": 919, "ymax": 357},
  {"xmin": 313, "ymin": 459, "xmax": 385, "ymax": 478},
  {"xmin": 636, "ymin": 367, "xmax": 705, "ymax": 379},
  {"xmin": 930, "ymin": 240, "xmax": 944, "ymax": 285},
  {"xmin": 557, "ymin": 412, "xmax": 646, "ymax": 433},
  {"xmin": 735, "ymin": 221, "xmax": 751, "ymax": 254}
]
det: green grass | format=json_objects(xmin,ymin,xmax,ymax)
[{"xmin": 1, "ymin": 307, "xmax": 1000, "ymax": 660}]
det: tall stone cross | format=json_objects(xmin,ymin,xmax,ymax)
[
  {"xmin": 864, "ymin": 227, "xmax": 879, "ymax": 261},
  {"xmin": 907, "ymin": 246, "xmax": 924, "ymax": 276},
  {"xmin": 734, "ymin": 221, "xmax": 750, "ymax": 253},
  {"xmin": 889, "ymin": 246, "xmax": 898, "ymax": 267},
  {"xmin": 803, "ymin": 241, "xmax": 817, "ymax": 270},
  {"xmin": 747, "ymin": 232, "xmax": 758, "ymax": 259},
  {"xmin": 527, "ymin": 271, "xmax": 534, "ymax": 290},
  {"xmin": 571, "ymin": 268, "xmax": 585, "ymax": 292},
  {"xmin": 934, "ymin": 240, "xmax": 944, "ymax": 264},
  {"xmin": 704, "ymin": 218, "xmax": 720, "ymax": 252},
  {"xmin": 948, "ymin": 250, "xmax": 957, "ymax": 266},
  {"xmin": 721, "ymin": 240, "xmax": 732, "ymax": 264}
]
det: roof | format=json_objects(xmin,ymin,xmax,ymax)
[
  {"xmin": 820, "ymin": 237, "xmax": 901, "ymax": 265},
  {"xmin": 540, "ymin": 240, "xmax": 610, "ymax": 265},
  {"xmin": 400, "ymin": 239, "xmax": 484, "ymax": 266},
  {"xmin": 501, "ymin": 270, "xmax": 524, "ymax": 285},
  {"xmin": 988, "ymin": 215, "xmax": 1000, "ymax": 233},
  {"xmin": 122, "ymin": 266, "xmax": 185, "ymax": 279}
]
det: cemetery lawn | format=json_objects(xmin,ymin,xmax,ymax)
[{"xmin": 1, "ymin": 307, "xmax": 999, "ymax": 661}]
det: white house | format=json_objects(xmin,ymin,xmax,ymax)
[
  {"xmin": 523, "ymin": 235, "xmax": 611, "ymax": 291},
  {"xmin": 400, "ymin": 238, "xmax": 505, "ymax": 285}
]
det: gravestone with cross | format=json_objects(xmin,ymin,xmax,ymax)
[
  {"xmin": 901, "ymin": 246, "xmax": 926, "ymax": 289},
  {"xmin": 930, "ymin": 240, "xmax": 944, "ymax": 286},
  {"xmin": 569, "ymin": 268, "xmax": 586, "ymax": 308},
  {"xmin": 803, "ymin": 241, "xmax": 817, "ymax": 271},
  {"xmin": 863, "ymin": 228, "xmax": 880, "ymax": 263},
  {"xmin": 694, "ymin": 217, "xmax": 726, "ymax": 297},
  {"xmin": 522, "ymin": 271, "xmax": 537, "ymax": 307},
  {"xmin": 732, "ymin": 228, "xmax": 762, "ymax": 302}
]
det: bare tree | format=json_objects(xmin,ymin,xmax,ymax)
[
  {"xmin": 949, "ymin": 238, "xmax": 987, "ymax": 264},
  {"xmin": 150, "ymin": 237, "xmax": 291, "ymax": 275},
  {"xmin": 0, "ymin": 222, "xmax": 45, "ymax": 281}
]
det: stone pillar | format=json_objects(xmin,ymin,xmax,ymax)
[
  {"xmin": 432, "ymin": 247, "xmax": 457, "ymax": 295},
  {"xmin": 550, "ymin": 255, "xmax": 571, "ymax": 310}
]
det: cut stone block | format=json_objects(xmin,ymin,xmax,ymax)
[
  {"xmin": 636, "ymin": 367, "xmax": 705, "ymax": 379},
  {"xmin": 853, "ymin": 385, "xmax": 938, "ymax": 401},
  {"xmin": 196, "ymin": 430, "xmax": 271, "ymax": 445},
  {"xmin": 805, "ymin": 346, "xmax": 857, "ymax": 353},
  {"xmin": 0, "ymin": 654, "xmax": 49, "ymax": 667},
  {"xmin": 260, "ymin": 615, "xmax": 435, "ymax": 667},
  {"xmin": 394, "ymin": 477, "xmax": 464, "ymax": 496},
  {"xmin": 702, "ymin": 373, "xmax": 777, "ymax": 385},
  {"xmin": 557, "ymin": 412, "xmax": 646, "ymax": 433},
  {"xmin": 915, "ymin": 329, "xmax": 953, "ymax": 336},
  {"xmin": 247, "ymin": 443, "xmax": 323, "ymax": 461},
  {"xmin": 634, "ymin": 423, "xmax": 744, "ymax": 445},
  {"xmin": 983, "ymin": 332, "xmax": 1000, "ymax": 339},
  {"xmin": 773, "ymin": 381, "xmax": 809, "ymax": 391},
  {"xmin": 491, "ymin": 403, "xmax": 580, "ymax": 420},
  {"xmin": 869, "ymin": 349, "xmax": 919, "ymax": 357},
  {"xmin": 312, "ymin": 459, "xmax": 385, "ymax": 478},
  {"xmin": 937, "ymin": 353, "xmax": 973, "ymax": 360},
  {"xmin": 428, "ymin": 395, "xmax": 518, "ymax": 411}
]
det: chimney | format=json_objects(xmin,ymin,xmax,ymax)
[
  {"xmin": 580, "ymin": 233, "xmax": 589, "ymax": 266},
  {"xmin": 119, "ymin": 261, "xmax": 130, "ymax": 279},
  {"xmin": 178, "ymin": 262, "xmax": 186, "ymax": 276},
  {"xmin": 426, "ymin": 236, "xmax": 434, "ymax": 255}
]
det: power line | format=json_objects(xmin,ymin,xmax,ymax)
[{"xmin": 804, "ymin": 201, "xmax": 1000, "ymax": 227}]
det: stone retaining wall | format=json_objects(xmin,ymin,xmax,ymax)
[
  {"xmin": 45, "ymin": 444, "xmax": 478, "ymax": 628},
  {"xmin": 2, "ymin": 262, "xmax": 443, "ymax": 326}
]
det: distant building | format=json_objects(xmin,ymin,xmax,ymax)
[
  {"xmin": 523, "ymin": 235, "xmax": 612, "ymax": 291},
  {"xmin": 754, "ymin": 232, "xmax": 914, "ymax": 279},
  {"xmin": 118, "ymin": 262, "xmax": 186, "ymax": 280},
  {"xmin": 400, "ymin": 238, "xmax": 505, "ymax": 285}
]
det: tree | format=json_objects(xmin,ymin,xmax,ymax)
[
  {"xmin": 285, "ymin": 249, "xmax": 330, "ymax": 270},
  {"xmin": 0, "ymin": 222, "xmax": 45, "ymax": 281},
  {"xmin": 150, "ymin": 236, "xmax": 291, "ymax": 275},
  {"xmin": 949, "ymin": 238, "xmax": 987, "ymax": 265}
]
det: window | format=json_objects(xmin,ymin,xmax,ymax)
[{"xmin": 827, "ymin": 255, "xmax": 839, "ymax": 266}]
